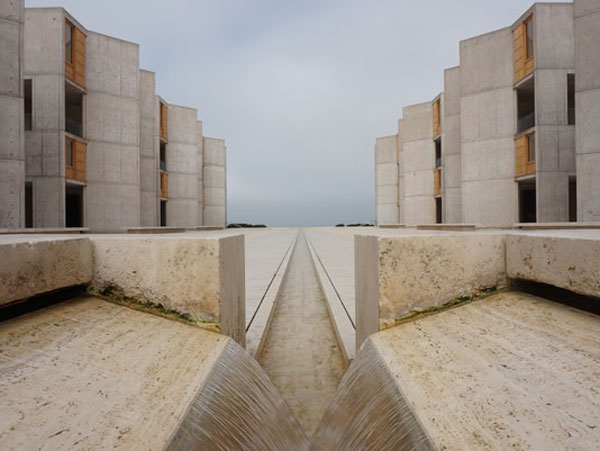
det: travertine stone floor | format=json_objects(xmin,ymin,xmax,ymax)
[{"xmin": 259, "ymin": 230, "xmax": 346, "ymax": 436}]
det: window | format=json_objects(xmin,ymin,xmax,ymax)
[
  {"xmin": 527, "ymin": 134, "xmax": 535, "ymax": 163},
  {"xmin": 568, "ymin": 73, "xmax": 575, "ymax": 125},
  {"xmin": 24, "ymin": 79, "xmax": 32, "ymax": 130},
  {"xmin": 435, "ymin": 139, "xmax": 442, "ymax": 169},
  {"xmin": 66, "ymin": 139, "xmax": 74, "ymax": 166},
  {"xmin": 65, "ymin": 22, "xmax": 73, "ymax": 63},
  {"xmin": 160, "ymin": 142, "xmax": 167, "ymax": 171},
  {"xmin": 25, "ymin": 182, "xmax": 33, "ymax": 228},
  {"xmin": 525, "ymin": 17, "xmax": 534, "ymax": 59},
  {"xmin": 65, "ymin": 82, "xmax": 84, "ymax": 137},
  {"xmin": 516, "ymin": 77, "xmax": 535, "ymax": 133}
]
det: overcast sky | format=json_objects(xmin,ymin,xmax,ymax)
[{"xmin": 26, "ymin": 0, "xmax": 565, "ymax": 226}]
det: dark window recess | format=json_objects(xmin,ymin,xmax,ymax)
[
  {"xmin": 65, "ymin": 185, "xmax": 83, "ymax": 228},
  {"xmin": 25, "ymin": 182, "xmax": 33, "ymax": 228},
  {"xmin": 65, "ymin": 82, "xmax": 84, "ymax": 137},
  {"xmin": 526, "ymin": 17, "xmax": 534, "ymax": 59},
  {"xmin": 568, "ymin": 73, "xmax": 575, "ymax": 125},
  {"xmin": 160, "ymin": 142, "xmax": 167, "ymax": 171},
  {"xmin": 435, "ymin": 197, "xmax": 442, "ymax": 224},
  {"xmin": 516, "ymin": 77, "xmax": 535, "ymax": 133},
  {"xmin": 519, "ymin": 182, "xmax": 536, "ymax": 223},
  {"xmin": 527, "ymin": 134, "xmax": 535, "ymax": 163},
  {"xmin": 569, "ymin": 178, "xmax": 577, "ymax": 222},
  {"xmin": 160, "ymin": 200, "xmax": 167, "ymax": 227},
  {"xmin": 435, "ymin": 138, "xmax": 442, "ymax": 168},
  {"xmin": 65, "ymin": 22, "xmax": 73, "ymax": 63},
  {"xmin": 66, "ymin": 139, "xmax": 74, "ymax": 166},
  {"xmin": 24, "ymin": 79, "xmax": 32, "ymax": 131}
]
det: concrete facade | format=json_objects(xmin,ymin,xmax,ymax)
[
  {"xmin": 0, "ymin": 0, "xmax": 25, "ymax": 228},
  {"xmin": 402, "ymin": 102, "xmax": 436, "ymax": 225},
  {"xmin": 374, "ymin": 135, "xmax": 399, "ymax": 225},
  {"xmin": 165, "ymin": 104, "xmax": 201, "ymax": 227},
  {"xmin": 574, "ymin": 0, "xmax": 600, "ymax": 220},
  {"xmin": 203, "ymin": 136, "xmax": 227, "ymax": 227},
  {"xmin": 460, "ymin": 27, "xmax": 517, "ymax": 227},
  {"xmin": 86, "ymin": 31, "xmax": 141, "ymax": 231},
  {"xmin": 1, "ymin": 6, "xmax": 228, "ymax": 231},
  {"xmin": 442, "ymin": 66, "xmax": 462, "ymax": 223},
  {"xmin": 139, "ymin": 70, "xmax": 158, "ymax": 226},
  {"xmin": 374, "ymin": 3, "xmax": 585, "ymax": 227}
]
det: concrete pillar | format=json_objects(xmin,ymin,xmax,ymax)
[
  {"xmin": 202, "ymin": 137, "xmax": 227, "ymax": 227},
  {"xmin": 459, "ymin": 27, "xmax": 517, "ymax": 227},
  {"xmin": 574, "ymin": 0, "xmax": 600, "ymax": 221},
  {"xmin": 0, "ymin": 0, "xmax": 25, "ymax": 228},
  {"xmin": 401, "ymin": 102, "xmax": 436, "ymax": 225},
  {"xmin": 442, "ymin": 66, "xmax": 462, "ymax": 223},
  {"xmin": 166, "ymin": 104, "xmax": 200, "ymax": 228},
  {"xmin": 533, "ymin": 4, "xmax": 575, "ymax": 222},
  {"xmin": 139, "ymin": 70, "xmax": 158, "ymax": 227},
  {"xmin": 196, "ymin": 120, "xmax": 204, "ymax": 225},
  {"xmin": 374, "ymin": 135, "xmax": 399, "ymax": 225},
  {"xmin": 85, "ymin": 32, "xmax": 141, "ymax": 231}
]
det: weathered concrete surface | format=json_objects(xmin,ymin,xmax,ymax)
[
  {"xmin": 0, "ymin": 297, "xmax": 308, "ymax": 450},
  {"xmin": 374, "ymin": 135, "xmax": 399, "ymax": 225},
  {"xmin": 355, "ymin": 233, "xmax": 507, "ymax": 348},
  {"xmin": 370, "ymin": 291, "xmax": 600, "ymax": 450},
  {"xmin": 202, "ymin": 136, "xmax": 227, "ymax": 227},
  {"xmin": 575, "ymin": 0, "xmax": 600, "ymax": 221},
  {"xmin": 460, "ymin": 27, "xmax": 517, "ymax": 227},
  {"xmin": 0, "ymin": 236, "xmax": 92, "ymax": 306},
  {"xmin": 90, "ymin": 234, "xmax": 245, "ymax": 345},
  {"xmin": 443, "ymin": 66, "xmax": 462, "ymax": 224},
  {"xmin": 0, "ymin": 0, "xmax": 24, "ymax": 228},
  {"xmin": 259, "ymin": 232, "xmax": 346, "ymax": 437},
  {"xmin": 139, "ymin": 69, "xmax": 159, "ymax": 227},
  {"xmin": 86, "ymin": 31, "xmax": 141, "ymax": 231},
  {"xmin": 507, "ymin": 231, "xmax": 600, "ymax": 298}
]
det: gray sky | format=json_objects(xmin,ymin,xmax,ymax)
[{"xmin": 26, "ymin": 0, "xmax": 565, "ymax": 226}]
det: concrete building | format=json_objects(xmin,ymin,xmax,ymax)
[
  {"xmin": 0, "ymin": 0, "xmax": 25, "ymax": 229},
  {"xmin": 574, "ymin": 0, "xmax": 600, "ymax": 221},
  {"xmin": 0, "ymin": 5, "xmax": 228, "ymax": 231},
  {"xmin": 203, "ymin": 137, "xmax": 227, "ymax": 227},
  {"xmin": 374, "ymin": 135, "xmax": 399, "ymax": 225},
  {"xmin": 375, "ymin": 2, "xmax": 581, "ymax": 227}
]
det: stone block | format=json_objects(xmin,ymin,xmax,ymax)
[
  {"xmin": 90, "ymin": 234, "xmax": 245, "ymax": 345},
  {"xmin": 0, "ymin": 237, "xmax": 92, "ymax": 305},
  {"xmin": 507, "ymin": 233, "xmax": 600, "ymax": 298},
  {"xmin": 355, "ymin": 233, "xmax": 507, "ymax": 348}
]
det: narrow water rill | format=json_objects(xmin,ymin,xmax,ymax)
[{"xmin": 258, "ymin": 230, "xmax": 347, "ymax": 437}]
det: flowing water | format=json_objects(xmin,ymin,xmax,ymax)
[
  {"xmin": 310, "ymin": 339, "xmax": 434, "ymax": 450},
  {"xmin": 166, "ymin": 339, "xmax": 309, "ymax": 450},
  {"xmin": 258, "ymin": 230, "xmax": 347, "ymax": 436}
]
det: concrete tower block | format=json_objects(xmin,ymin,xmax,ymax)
[
  {"xmin": 401, "ymin": 101, "xmax": 436, "ymax": 225},
  {"xmin": 460, "ymin": 27, "xmax": 517, "ymax": 227},
  {"xmin": 203, "ymin": 136, "xmax": 227, "ymax": 227},
  {"xmin": 139, "ymin": 70, "xmax": 158, "ymax": 227},
  {"xmin": 443, "ymin": 66, "xmax": 462, "ymax": 223},
  {"xmin": 166, "ymin": 104, "xmax": 200, "ymax": 227},
  {"xmin": 374, "ymin": 135, "xmax": 399, "ymax": 225},
  {"xmin": 0, "ymin": 0, "xmax": 24, "ymax": 228},
  {"xmin": 575, "ymin": 0, "xmax": 600, "ymax": 221},
  {"xmin": 85, "ymin": 32, "xmax": 141, "ymax": 231}
]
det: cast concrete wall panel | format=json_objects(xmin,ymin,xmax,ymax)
[
  {"xmin": 375, "ymin": 135, "xmax": 397, "ymax": 164},
  {"xmin": 0, "ymin": 0, "xmax": 23, "ymax": 21},
  {"xmin": 534, "ymin": 4, "xmax": 574, "ymax": 71},
  {"xmin": 536, "ymin": 70, "xmax": 569, "ymax": 126},
  {"xmin": 576, "ymin": 90, "xmax": 600, "ymax": 155},
  {"xmin": 577, "ymin": 153, "xmax": 600, "ymax": 220},
  {"xmin": 376, "ymin": 205, "xmax": 400, "ymax": 225},
  {"xmin": 0, "ymin": 237, "xmax": 92, "ymax": 306},
  {"xmin": 23, "ymin": 9, "xmax": 62, "ymax": 76},
  {"xmin": 537, "ymin": 172, "xmax": 569, "ymax": 222},
  {"xmin": 574, "ymin": 8, "xmax": 600, "ymax": 91},
  {"xmin": 0, "ymin": 19, "xmax": 21, "ymax": 96},
  {"xmin": 202, "ymin": 137, "xmax": 227, "ymax": 227}
]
